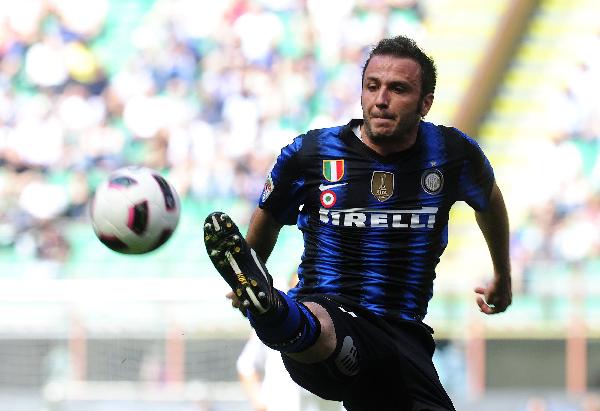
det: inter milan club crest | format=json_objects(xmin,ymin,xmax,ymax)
[
  {"xmin": 322, "ymin": 160, "xmax": 344, "ymax": 182},
  {"xmin": 371, "ymin": 171, "xmax": 394, "ymax": 202},
  {"xmin": 421, "ymin": 168, "xmax": 444, "ymax": 195}
]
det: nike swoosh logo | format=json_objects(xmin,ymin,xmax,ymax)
[{"xmin": 319, "ymin": 182, "xmax": 348, "ymax": 191}]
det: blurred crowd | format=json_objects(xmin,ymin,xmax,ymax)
[
  {"xmin": 0, "ymin": 0, "xmax": 424, "ymax": 272},
  {"xmin": 510, "ymin": 29, "xmax": 600, "ymax": 294}
]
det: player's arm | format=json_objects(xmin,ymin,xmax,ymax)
[
  {"xmin": 473, "ymin": 182, "xmax": 512, "ymax": 314},
  {"xmin": 246, "ymin": 207, "xmax": 283, "ymax": 262}
]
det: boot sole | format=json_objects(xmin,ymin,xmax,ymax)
[{"xmin": 204, "ymin": 212, "xmax": 270, "ymax": 314}]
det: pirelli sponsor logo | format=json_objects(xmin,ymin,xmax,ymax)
[{"xmin": 319, "ymin": 207, "xmax": 438, "ymax": 229}]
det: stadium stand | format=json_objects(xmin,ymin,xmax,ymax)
[{"xmin": 479, "ymin": 0, "xmax": 600, "ymax": 300}]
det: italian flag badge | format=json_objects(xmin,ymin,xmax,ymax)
[{"xmin": 322, "ymin": 159, "xmax": 344, "ymax": 182}]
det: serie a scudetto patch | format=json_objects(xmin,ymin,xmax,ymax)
[{"xmin": 322, "ymin": 159, "xmax": 344, "ymax": 182}]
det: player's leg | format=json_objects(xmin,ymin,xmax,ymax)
[
  {"xmin": 347, "ymin": 318, "xmax": 454, "ymax": 411},
  {"xmin": 284, "ymin": 296, "xmax": 456, "ymax": 410},
  {"xmin": 282, "ymin": 295, "xmax": 404, "ymax": 406},
  {"xmin": 204, "ymin": 212, "xmax": 334, "ymax": 358},
  {"xmin": 391, "ymin": 320, "xmax": 456, "ymax": 411},
  {"xmin": 286, "ymin": 301, "xmax": 337, "ymax": 363}
]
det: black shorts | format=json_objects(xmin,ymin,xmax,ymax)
[{"xmin": 281, "ymin": 295, "xmax": 456, "ymax": 411}]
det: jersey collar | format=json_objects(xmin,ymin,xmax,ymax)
[{"xmin": 342, "ymin": 119, "xmax": 423, "ymax": 164}]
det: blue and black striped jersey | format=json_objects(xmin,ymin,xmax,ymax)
[{"xmin": 259, "ymin": 119, "xmax": 495, "ymax": 321}]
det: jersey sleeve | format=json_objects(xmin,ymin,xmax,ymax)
[
  {"xmin": 258, "ymin": 135, "xmax": 305, "ymax": 225},
  {"xmin": 456, "ymin": 132, "xmax": 495, "ymax": 211}
]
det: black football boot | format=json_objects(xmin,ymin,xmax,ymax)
[{"xmin": 203, "ymin": 212, "xmax": 281, "ymax": 316}]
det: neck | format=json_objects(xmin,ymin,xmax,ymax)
[{"xmin": 359, "ymin": 121, "xmax": 420, "ymax": 156}]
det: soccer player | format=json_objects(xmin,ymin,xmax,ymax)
[{"xmin": 204, "ymin": 35, "xmax": 512, "ymax": 410}]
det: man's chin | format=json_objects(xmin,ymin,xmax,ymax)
[
  {"xmin": 369, "ymin": 118, "xmax": 396, "ymax": 129},
  {"xmin": 368, "ymin": 128, "xmax": 395, "ymax": 141}
]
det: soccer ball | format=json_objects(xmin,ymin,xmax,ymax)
[{"xmin": 90, "ymin": 166, "xmax": 181, "ymax": 254}]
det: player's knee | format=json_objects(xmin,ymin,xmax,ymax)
[
  {"xmin": 286, "ymin": 302, "xmax": 336, "ymax": 363},
  {"xmin": 308, "ymin": 302, "xmax": 337, "ymax": 353}
]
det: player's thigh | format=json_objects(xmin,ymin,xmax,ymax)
[
  {"xmin": 342, "ymin": 322, "xmax": 456, "ymax": 411},
  {"xmin": 284, "ymin": 297, "xmax": 455, "ymax": 410},
  {"xmin": 385, "ymin": 320, "xmax": 456, "ymax": 411},
  {"xmin": 282, "ymin": 295, "xmax": 397, "ymax": 400}
]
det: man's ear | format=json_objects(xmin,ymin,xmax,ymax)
[{"xmin": 420, "ymin": 93, "xmax": 434, "ymax": 117}]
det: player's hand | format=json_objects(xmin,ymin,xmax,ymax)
[
  {"xmin": 474, "ymin": 275, "xmax": 512, "ymax": 315},
  {"xmin": 226, "ymin": 291, "xmax": 248, "ymax": 317}
]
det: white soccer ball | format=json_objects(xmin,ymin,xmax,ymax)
[{"xmin": 90, "ymin": 166, "xmax": 181, "ymax": 254}]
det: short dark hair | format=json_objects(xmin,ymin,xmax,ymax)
[{"xmin": 361, "ymin": 36, "xmax": 437, "ymax": 97}]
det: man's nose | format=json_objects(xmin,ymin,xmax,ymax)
[{"xmin": 374, "ymin": 89, "xmax": 389, "ymax": 107}]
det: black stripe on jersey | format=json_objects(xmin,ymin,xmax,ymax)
[
  {"xmin": 383, "ymin": 127, "xmax": 429, "ymax": 315},
  {"xmin": 298, "ymin": 129, "xmax": 347, "ymax": 292}
]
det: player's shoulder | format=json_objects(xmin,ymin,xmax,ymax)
[
  {"xmin": 421, "ymin": 121, "xmax": 483, "ymax": 153},
  {"xmin": 289, "ymin": 122, "xmax": 349, "ymax": 154},
  {"xmin": 302, "ymin": 123, "xmax": 348, "ymax": 142}
]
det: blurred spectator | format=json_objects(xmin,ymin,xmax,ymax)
[
  {"xmin": 524, "ymin": 396, "xmax": 549, "ymax": 411},
  {"xmin": 524, "ymin": 396, "xmax": 550, "ymax": 411},
  {"xmin": 237, "ymin": 330, "xmax": 301, "ymax": 411},
  {"xmin": 581, "ymin": 393, "xmax": 600, "ymax": 411}
]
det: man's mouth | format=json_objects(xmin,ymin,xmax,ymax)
[
  {"xmin": 371, "ymin": 116, "xmax": 394, "ymax": 123},
  {"xmin": 371, "ymin": 113, "xmax": 395, "ymax": 121}
]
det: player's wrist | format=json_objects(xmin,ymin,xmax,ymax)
[{"xmin": 492, "ymin": 264, "xmax": 511, "ymax": 280}]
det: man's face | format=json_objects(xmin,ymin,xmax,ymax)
[{"xmin": 361, "ymin": 55, "xmax": 433, "ymax": 143}]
